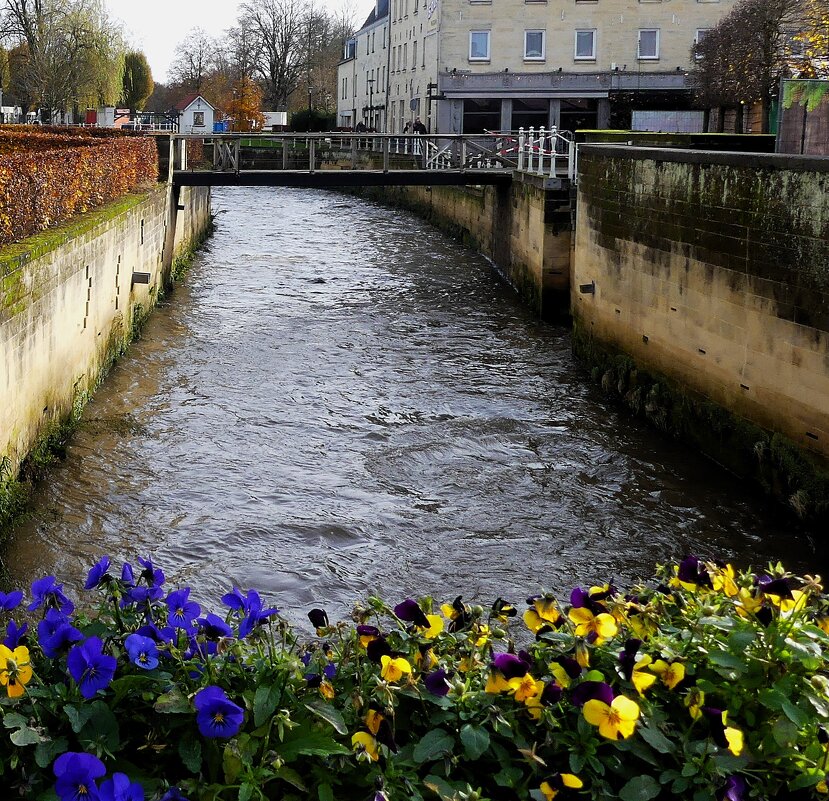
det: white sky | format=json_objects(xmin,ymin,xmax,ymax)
[{"xmin": 105, "ymin": 0, "xmax": 374, "ymax": 83}]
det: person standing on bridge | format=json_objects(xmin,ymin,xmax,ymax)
[
  {"xmin": 413, "ymin": 117, "xmax": 427, "ymax": 134},
  {"xmin": 412, "ymin": 117, "xmax": 428, "ymax": 167}
]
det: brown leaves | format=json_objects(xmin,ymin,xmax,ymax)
[{"xmin": 0, "ymin": 128, "xmax": 158, "ymax": 246}]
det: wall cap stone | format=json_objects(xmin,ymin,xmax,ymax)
[{"xmin": 578, "ymin": 145, "xmax": 829, "ymax": 173}]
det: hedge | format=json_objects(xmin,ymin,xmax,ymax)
[{"xmin": 0, "ymin": 127, "xmax": 158, "ymax": 246}]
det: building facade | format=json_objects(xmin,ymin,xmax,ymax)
[{"xmin": 338, "ymin": 0, "xmax": 736, "ymax": 132}]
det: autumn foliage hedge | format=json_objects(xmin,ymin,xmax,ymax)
[{"xmin": 0, "ymin": 127, "xmax": 159, "ymax": 246}]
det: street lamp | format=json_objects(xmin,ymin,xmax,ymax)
[{"xmin": 367, "ymin": 78, "xmax": 374, "ymax": 130}]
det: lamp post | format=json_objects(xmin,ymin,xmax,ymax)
[{"xmin": 367, "ymin": 77, "xmax": 374, "ymax": 130}]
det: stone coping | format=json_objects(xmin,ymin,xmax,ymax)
[{"xmin": 578, "ymin": 144, "xmax": 829, "ymax": 173}]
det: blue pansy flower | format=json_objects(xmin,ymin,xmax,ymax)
[
  {"xmin": 67, "ymin": 637, "xmax": 117, "ymax": 699},
  {"xmin": 4, "ymin": 619, "xmax": 28, "ymax": 649},
  {"xmin": 121, "ymin": 562, "xmax": 135, "ymax": 586},
  {"xmin": 28, "ymin": 576, "xmax": 74, "ymax": 615},
  {"xmin": 0, "ymin": 590, "xmax": 23, "ymax": 611},
  {"xmin": 165, "ymin": 588, "xmax": 201, "ymax": 632},
  {"xmin": 38, "ymin": 609, "xmax": 83, "ymax": 659},
  {"xmin": 160, "ymin": 789, "xmax": 190, "ymax": 801},
  {"xmin": 323, "ymin": 661, "xmax": 337, "ymax": 680},
  {"xmin": 84, "ymin": 556, "xmax": 112, "ymax": 590},
  {"xmin": 424, "ymin": 668, "xmax": 451, "ymax": 697},
  {"xmin": 53, "ymin": 752, "xmax": 106, "ymax": 801},
  {"xmin": 194, "ymin": 685, "xmax": 244, "ymax": 738},
  {"xmin": 197, "ymin": 613, "xmax": 233, "ymax": 640},
  {"xmin": 137, "ymin": 556, "xmax": 165, "ymax": 587},
  {"xmin": 222, "ymin": 589, "xmax": 278, "ymax": 638},
  {"xmin": 100, "ymin": 772, "xmax": 145, "ymax": 801},
  {"xmin": 123, "ymin": 585, "xmax": 164, "ymax": 609},
  {"xmin": 124, "ymin": 634, "xmax": 159, "ymax": 670}
]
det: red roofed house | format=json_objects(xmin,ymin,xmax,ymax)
[{"xmin": 171, "ymin": 94, "xmax": 216, "ymax": 134}]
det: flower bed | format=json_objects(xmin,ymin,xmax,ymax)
[
  {"xmin": 1, "ymin": 557, "xmax": 828, "ymax": 800},
  {"xmin": 0, "ymin": 127, "xmax": 158, "ymax": 246}
]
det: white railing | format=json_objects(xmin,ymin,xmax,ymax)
[{"xmin": 516, "ymin": 127, "xmax": 578, "ymax": 182}]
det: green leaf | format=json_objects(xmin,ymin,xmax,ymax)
[
  {"xmin": 807, "ymin": 693, "xmax": 829, "ymax": 718},
  {"xmin": 64, "ymin": 704, "xmax": 94, "ymax": 733},
  {"xmin": 758, "ymin": 688, "xmax": 788, "ymax": 711},
  {"xmin": 423, "ymin": 774, "xmax": 459, "ymax": 801},
  {"xmin": 223, "ymin": 741, "xmax": 244, "ymax": 784},
  {"xmin": 789, "ymin": 770, "xmax": 825, "ymax": 791},
  {"xmin": 772, "ymin": 717, "xmax": 799, "ymax": 747},
  {"xmin": 34, "ymin": 737, "xmax": 68, "ymax": 769},
  {"xmin": 318, "ymin": 786, "xmax": 334, "ymax": 801},
  {"xmin": 413, "ymin": 728, "xmax": 455, "ymax": 763},
  {"xmin": 781, "ymin": 700, "xmax": 810, "ymax": 727},
  {"xmin": 254, "ymin": 684, "xmax": 280, "ymax": 728},
  {"xmin": 277, "ymin": 725, "xmax": 350, "ymax": 763},
  {"xmin": 728, "ymin": 630, "xmax": 756, "ymax": 651},
  {"xmin": 178, "ymin": 732, "xmax": 202, "ymax": 774},
  {"xmin": 304, "ymin": 700, "xmax": 348, "ymax": 735},
  {"xmin": 460, "ymin": 724, "xmax": 490, "ymax": 760},
  {"xmin": 638, "ymin": 722, "xmax": 674, "ymax": 754},
  {"xmin": 495, "ymin": 766, "xmax": 523, "ymax": 787},
  {"xmin": 708, "ymin": 651, "xmax": 745, "ymax": 672},
  {"xmin": 154, "ymin": 687, "xmax": 192, "ymax": 714},
  {"xmin": 10, "ymin": 726, "xmax": 45, "ymax": 746},
  {"xmin": 79, "ymin": 702, "xmax": 119, "ymax": 752},
  {"xmin": 275, "ymin": 766, "xmax": 308, "ymax": 791},
  {"xmin": 619, "ymin": 775, "xmax": 661, "ymax": 801},
  {"xmin": 238, "ymin": 784, "xmax": 254, "ymax": 801},
  {"xmin": 2, "ymin": 712, "xmax": 28, "ymax": 730}
]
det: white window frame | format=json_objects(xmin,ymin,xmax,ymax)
[
  {"xmin": 574, "ymin": 29, "xmax": 596, "ymax": 60},
  {"xmin": 524, "ymin": 29, "xmax": 546, "ymax": 60},
  {"xmin": 469, "ymin": 30, "xmax": 491, "ymax": 61},
  {"xmin": 694, "ymin": 28, "xmax": 710, "ymax": 59},
  {"xmin": 638, "ymin": 28, "xmax": 659, "ymax": 59}
]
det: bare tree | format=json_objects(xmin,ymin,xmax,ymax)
[{"xmin": 168, "ymin": 27, "xmax": 215, "ymax": 93}]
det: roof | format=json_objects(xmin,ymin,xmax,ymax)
[
  {"xmin": 172, "ymin": 93, "xmax": 216, "ymax": 113},
  {"xmin": 358, "ymin": 8, "xmax": 377, "ymax": 30}
]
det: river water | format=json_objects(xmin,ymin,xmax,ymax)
[{"xmin": 5, "ymin": 188, "xmax": 823, "ymax": 620}]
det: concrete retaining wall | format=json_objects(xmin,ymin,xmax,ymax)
[{"xmin": 0, "ymin": 184, "xmax": 211, "ymax": 476}]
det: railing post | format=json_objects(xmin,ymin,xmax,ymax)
[
  {"xmin": 309, "ymin": 137, "xmax": 316, "ymax": 173},
  {"xmin": 283, "ymin": 136, "xmax": 289, "ymax": 170},
  {"xmin": 213, "ymin": 139, "xmax": 219, "ymax": 170},
  {"xmin": 460, "ymin": 138, "xmax": 467, "ymax": 171},
  {"xmin": 527, "ymin": 127, "xmax": 535, "ymax": 173},
  {"xmin": 383, "ymin": 136, "xmax": 390, "ymax": 173},
  {"xmin": 538, "ymin": 126, "xmax": 546, "ymax": 176},
  {"xmin": 568, "ymin": 140, "xmax": 575, "ymax": 182},
  {"xmin": 351, "ymin": 135, "xmax": 357, "ymax": 169},
  {"xmin": 518, "ymin": 128, "xmax": 525, "ymax": 171},
  {"xmin": 234, "ymin": 139, "xmax": 240, "ymax": 174}
]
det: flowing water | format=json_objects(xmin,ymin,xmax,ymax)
[{"xmin": 5, "ymin": 188, "xmax": 824, "ymax": 620}]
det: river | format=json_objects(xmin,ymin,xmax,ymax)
[{"xmin": 5, "ymin": 187, "xmax": 823, "ymax": 620}]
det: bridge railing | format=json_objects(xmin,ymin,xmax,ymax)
[
  {"xmin": 172, "ymin": 133, "xmax": 523, "ymax": 175},
  {"xmin": 515, "ymin": 127, "xmax": 578, "ymax": 182}
]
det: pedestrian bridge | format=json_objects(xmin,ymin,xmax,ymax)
[{"xmin": 169, "ymin": 129, "xmax": 577, "ymax": 188}]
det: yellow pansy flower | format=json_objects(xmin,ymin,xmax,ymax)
[
  {"xmin": 540, "ymin": 774, "xmax": 583, "ymax": 800},
  {"xmin": 319, "ymin": 679, "xmax": 335, "ymax": 700},
  {"xmin": 351, "ymin": 731, "xmax": 379, "ymax": 761},
  {"xmin": 650, "ymin": 659, "xmax": 685, "ymax": 690},
  {"xmin": 685, "ymin": 687, "xmax": 704, "ymax": 720},
  {"xmin": 575, "ymin": 642, "xmax": 591, "ymax": 669},
  {"xmin": 423, "ymin": 614, "xmax": 444, "ymax": 639},
  {"xmin": 380, "ymin": 655, "xmax": 412, "ymax": 683},
  {"xmin": 735, "ymin": 587, "xmax": 764, "ymax": 618},
  {"xmin": 524, "ymin": 598, "xmax": 561, "ymax": 634},
  {"xmin": 816, "ymin": 780, "xmax": 828, "ymax": 794},
  {"xmin": 473, "ymin": 624, "xmax": 491, "ymax": 647},
  {"xmin": 0, "ymin": 645, "xmax": 32, "ymax": 699},
  {"xmin": 568, "ymin": 608, "xmax": 618, "ymax": 642},
  {"xmin": 583, "ymin": 695, "xmax": 640, "ymax": 740},
  {"xmin": 365, "ymin": 709, "xmax": 385, "ymax": 735},
  {"xmin": 485, "ymin": 671, "xmax": 511, "ymax": 694},
  {"xmin": 631, "ymin": 656, "xmax": 657, "ymax": 696},
  {"xmin": 508, "ymin": 674, "xmax": 543, "ymax": 704},
  {"xmin": 724, "ymin": 725, "xmax": 744, "ymax": 756},
  {"xmin": 550, "ymin": 663, "xmax": 573, "ymax": 688},
  {"xmin": 711, "ymin": 564, "xmax": 739, "ymax": 597}
]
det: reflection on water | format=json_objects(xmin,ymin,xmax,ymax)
[{"xmin": 5, "ymin": 188, "xmax": 824, "ymax": 619}]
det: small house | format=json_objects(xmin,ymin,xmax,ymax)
[{"xmin": 171, "ymin": 94, "xmax": 216, "ymax": 134}]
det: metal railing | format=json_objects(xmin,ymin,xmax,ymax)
[{"xmin": 515, "ymin": 127, "xmax": 578, "ymax": 182}]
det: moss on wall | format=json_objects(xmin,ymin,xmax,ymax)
[{"xmin": 573, "ymin": 318, "xmax": 829, "ymax": 526}]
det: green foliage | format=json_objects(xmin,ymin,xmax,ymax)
[
  {"xmin": 783, "ymin": 80, "xmax": 829, "ymax": 112},
  {"xmin": 3, "ymin": 558, "xmax": 829, "ymax": 799},
  {"xmin": 121, "ymin": 51, "xmax": 155, "ymax": 112},
  {"xmin": 290, "ymin": 108, "xmax": 336, "ymax": 132}
]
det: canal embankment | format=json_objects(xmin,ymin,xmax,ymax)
[
  {"xmin": 353, "ymin": 147, "xmax": 829, "ymax": 523},
  {"xmin": 0, "ymin": 183, "xmax": 211, "ymax": 530}
]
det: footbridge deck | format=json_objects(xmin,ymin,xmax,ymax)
[{"xmin": 168, "ymin": 130, "xmax": 576, "ymax": 188}]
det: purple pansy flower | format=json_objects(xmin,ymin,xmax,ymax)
[
  {"xmin": 125, "ymin": 633, "xmax": 159, "ymax": 670},
  {"xmin": 366, "ymin": 637, "xmax": 392, "ymax": 663},
  {"xmin": 0, "ymin": 590, "xmax": 23, "ymax": 611},
  {"xmin": 53, "ymin": 752, "xmax": 107, "ymax": 801},
  {"xmin": 571, "ymin": 680, "xmax": 615, "ymax": 707},
  {"xmin": 678, "ymin": 556, "xmax": 712, "ymax": 587},
  {"xmin": 67, "ymin": 637, "xmax": 117, "ymax": 699},
  {"xmin": 100, "ymin": 772, "xmax": 145, "ymax": 801},
  {"xmin": 197, "ymin": 613, "xmax": 233, "ymax": 640},
  {"xmin": 4, "ymin": 619, "xmax": 28, "ymax": 649},
  {"xmin": 194, "ymin": 686, "xmax": 244, "ymax": 738},
  {"xmin": 308, "ymin": 608, "xmax": 329, "ymax": 629},
  {"xmin": 618, "ymin": 639, "xmax": 642, "ymax": 681},
  {"xmin": 165, "ymin": 588, "xmax": 201, "ymax": 632},
  {"xmin": 424, "ymin": 668, "xmax": 451, "ymax": 697},
  {"xmin": 28, "ymin": 576, "xmax": 74, "ymax": 615},
  {"xmin": 160, "ymin": 790, "xmax": 190, "ymax": 801},
  {"xmin": 719, "ymin": 775, "xmax": 747, "ymax": 801},
  {"xmin": 394, "ymin": 599, "xmax": 430, "ymax": 628},
  {"xmin": 492, "ymin": 652, "xmax": 530, "ymax": 679},
  {"xmin": 84, "ymin": 556, "xmax": 112, "ymax": 590},
  {"xmin": 137, "ymin": 556, "xmax": 165, "ymax": 587},
  {"xmin": 38, "ymin": 609, "xmax": 83, "ymax": 658}
]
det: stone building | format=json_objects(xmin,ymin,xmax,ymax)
[{"xmin": 337, "ymin": 0, "xmax": 737, "ymax": 132}]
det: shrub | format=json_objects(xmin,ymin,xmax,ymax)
[
  {"xmin": 1, "ymin": 557, "xmax": 829, "ymax": 800},
  {"xmin": 0, "ymin": 127, "xmax": 158, "ymax": 246}
]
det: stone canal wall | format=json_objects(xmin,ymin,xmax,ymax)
[
  {"xmin": 573, "ymin": 146, "xmax": 829, "ymax": 518},
  {"xmin": 0, "ymin": 184, "xmax": 211, "ymax": 481},
  {"xmin": 358, "ymin": 174, "xmax": 573, "ymax": 319}
]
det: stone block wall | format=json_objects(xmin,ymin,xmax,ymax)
[
  {"xmin": 0, "ymin": 184, "xmax": 211, "ymax": 475},
  {"xmin": 573, "ymin": 146, "xmax": 829, "ymax": 468}
]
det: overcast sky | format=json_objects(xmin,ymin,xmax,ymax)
[{"xmin": 105, "ymin": 0, "xmax": 373, "ymax": 83}]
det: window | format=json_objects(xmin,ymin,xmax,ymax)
[
  {"xmin": 638, "ymin": 29, "xmax": 659, "ymax": 59},
  {"xmin": 694, "ymin": 28, "xmax": 709, "ymax": 58},
  {"xmin": 372, "ymin": 32, "xmax": 375, "ymax": 52},
  {"xmin": 404, "ymin": 42, "xmax": 408, "ymax": 68},
  {"xmin": 463, "ymin": 98, "xmax": 501, "ymax": 132},
  {"xmin": 193, "ymin": 111, "xmax": 205, "ymax": 127},
  {"xmin": 469, "ymin": 30, "xmax": 490, "ymax": 60},
  {"xmin": 413, "ymin": 40, "xmax": 418, "ymax": 67},
  {"xmin": 574, "ymin": 29, "xmax": 596, "ymax": 59},
  {"xmin": 524, "ymin": 30, "xmax": 545, "ymax": 60}
]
